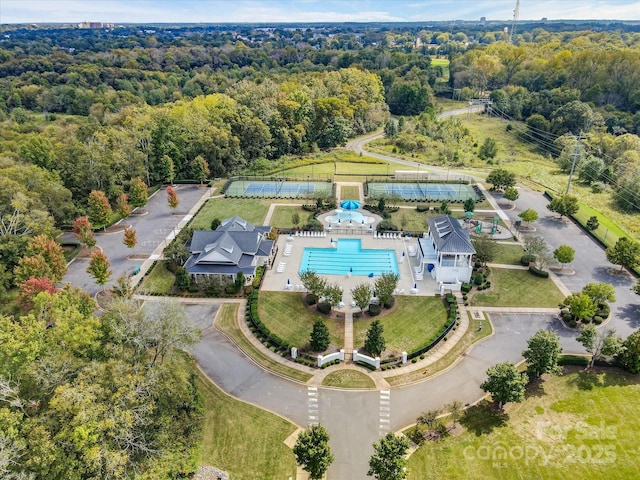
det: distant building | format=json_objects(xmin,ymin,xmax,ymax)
[
  {"xmin": 78, "ymin": 22, "xmax": 114, "ymax": 29},
  {"xmin": 184, "ymin": 216, "xmax": 275, "ymax": 284}
]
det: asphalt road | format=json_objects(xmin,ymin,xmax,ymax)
[{"xmin": 61, "ymin": 184, "xmax": 206, "ymax": 296}]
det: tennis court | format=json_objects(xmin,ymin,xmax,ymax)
[
  {"xmin": 367, "ymin": 182, "xmax": 479, "ymax": 201},
  {"xmin": 226, "ymin": 180, "xmax": 333, "ymax": 198}
]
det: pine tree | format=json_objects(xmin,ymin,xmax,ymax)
[
  {"xmin": 310, "ymin": 318, "xmax": 330, "ymax": 352},
  {"xmin": 365, "ymin": 319, "xmax": 386, "ymax": 356}
]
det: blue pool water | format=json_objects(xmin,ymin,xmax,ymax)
[
  {"xmin": 326, "ymin": 209, "xmax": 374, "ymax": 225},
  {"xmin": 300, "ymin": 239, "xmax": 399, "ymax": 276}
]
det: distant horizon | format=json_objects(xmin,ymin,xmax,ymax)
[{"xmin": 2, "ymin": 0, "xmax": 639, "ymax": 25}]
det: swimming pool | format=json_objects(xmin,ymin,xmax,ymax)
[{"xmin": 300, "ymin": 239, "xmax": 399, "ymax": 276}]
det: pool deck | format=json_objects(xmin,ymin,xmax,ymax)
[{"xmin": 261, "ymin": 231, "xmax": 440, "ymax": 312}]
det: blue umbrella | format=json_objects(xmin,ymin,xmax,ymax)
[{"xmin": 340, "ymin": 199, "xmax": 361, "ymax": 210}]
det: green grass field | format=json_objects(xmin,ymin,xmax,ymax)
[
  {"xmin": 269, "ymin": 205, "xmax": 308, "ymax": 229},
  {"xmin": 215, "ymin": 303, "xmax": 312, "ymax": 382},
  {"xmin": 140, "ymin": 260, "xmax": 175, "ymax": 294},
  {"xmin": 196, "ymin": 362, "xmax": 297, "ymax": 480},
  {"xmin": 386, "ymin": 313, "xmax": 492, "ymax": 386},
  {"xmin": 353, "ymin": 296, "xmax": 448, "ymax": 356},
  {"xmin": 470, "ymin": 268, "xmax": 565, "ymax": 308},
  {"xmin": 407, "ymin": 368, "xmax": 640, "ymax": 479},
  {"xmin": 321, "ymin": 369, "xmax": 376, "ymax": 389},
  {"xmin": 258, "ymin": 291, "xmax": 344, "ymax": 350},
  {"xmin": 191, "ymin": 198, "xmax": 271, "ymax": 229},
  {"xmin": 492, "ymin": 243, "xmax": 526, "ymax": 265}
]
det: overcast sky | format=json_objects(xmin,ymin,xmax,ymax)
[{"xmin": 2, "ymin": 0, "xmax": 639, "ymax": 24}]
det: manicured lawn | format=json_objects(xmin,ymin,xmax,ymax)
[
  {"xmin": 196, "ymin": 360, "xmax": 297, "ymax": 480},
  {"xmin": 386, "ymin": 312, "xmax": 492, "ymax": 386},
  {"xmin": 407, "ymin": 368, "xmax": 640, "ymax": 479},
  {"xmin": 215, "ymin": 303, "xmax": 312, "ymax": 382},
  {"xmin": 470, "ymin": 268, "xmax": 565, "ymax": 308},
  {"xmin": 191, "ymin": 198, "xmax": 270, "ymax": 229},
  {"xmin": 140, "ymin": 260, "xmax": 175, "ymax": 294},
  {"xmin": 269, "ymin": 205, "xmax": 308, "ymax": 229},
  {"xmin": 353, "ymin": 296, "xmax": 448, "ymax": 356},
  {"xmin": 492, "ymin": 243, "xmax": 526, "ymax": 265},
  {"xmin": 258, "ymin": 292, "xmax": 344, "ymax": 350},
  {"xmin": 321, "ymin": 369, "xmax": 376, "ymax": 389},
  {"xmin": 389, "ymin": 209, "xmax": 428, "ymax": 232},
  {"xmin": 340, "ymin": 185, "xmax": 360, "ymax": 200}
]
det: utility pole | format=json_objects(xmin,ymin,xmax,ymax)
[{"xmin": 565, "ymin": 132, "xmax": 584, "ymax": 194}]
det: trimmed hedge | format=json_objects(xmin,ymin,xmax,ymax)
[
  {"xmin": 520, "ymin": 254, "xmax": 536, "ymax": 266},
  {"xmin": 528, "ymin": 266, "xmax": 549, "ymax": 278},
  {"xmin": 368, "ymin": 303, "xmax": 381, "ymax": 316},
  {"xmin": 317, "ymin": 302, "xmax": 331, "ymax": 315}
]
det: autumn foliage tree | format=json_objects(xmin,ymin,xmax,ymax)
[
  {"xmin": 88, "ymin": 190, "xmax": 112, "ymax": 229},
  {"xmin": 87, "ymin": 250, "xmax": 112, "ymax": 290},
  {"xmin": 129, "ymin": 177, "xmax": 149, "ymax": 208},
  {"xmin": 116, "ymin": 192, "xmax": 131, "ymax": 217},
  {"xmin": 73, "ymin": 216, "xmax": 96, "ymax": 248},
  {"xmin": 123, "ymin": 227, "xmax": 137, "ymax": 254},
  {"xmin": 19, "ymin": 276, "xmax": 57, "ymax": 306},
  {"xmin": 167, "ymin": 185, "xmax": 180, "ymax": 209},
  {"xmin": 14, "ymin": 234, "xmax": 67, "ymax": 284}
]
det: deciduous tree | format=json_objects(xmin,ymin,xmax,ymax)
[
  {"xmin": 503, "ymin": 186, "xmax": 519, "ymax": 205},
  {"xmin": 116, "ymin": 192, "xmax": 131, "ymax": 217},
  {"xmin": 374, "ymin": 273, "xmax": 398, "ymax": 307},
  {"xmin": 472, "ymin": 233, "xmax": 497, "ymax": 266},
  {"xmin": 553, "ymin": 245, "xmax": 575, "ymax": 269},
  {"xmin": 123, "ymin": 226, "xmax": 137, "ymax": 253},
  {"xmin": 518, "ymin": 208, "xmax": 538, "ymax": 226},
  {"xmin": 522, "ymin": 329, "xmax": 562, "ymax": 379},
  {"xmin": 619, "ymin": 331, "xmax": 640, "ymax": 374},
  {"xmin": 191, "ymin": 155, "xmax": 210, "ymax": 185},
  {"xmin": 128, "ymin": 177, "xmax": 148, "ymax": 208},
  {"xmin": 480, "ymin": 362, "xmax": 527, "ymax": 410},
  {"xmin": 547, "ymin": 194, "xmax": 579, "ymax": 219},
  {"xmin": 73, "ymin": 216, "xmax": 96, "ymax": 248},
  {"xmin": 299, "ymin": 270, "xmax": 327, "ymax": 300},
  {"xmin": 293, "ymin": 424, "xmax": 334, "ymax": 480},
  {"xmin": 486, "ymin": 168, "xmax": 516, "ymax": 191},
  {"xmin": 88, "ymin": 190, "xmax": 112, "ymax": 228},
  {"xmin": 167, "ymin": 185, "xmax": 180, "ymax": 209},
  {"xmin": 87, "ymin": 250, "xmax": 112, "ymax": 290},
  {"xmin": 576, "ymin": 325, "xmax": 621, "ymax": 368},
  {"xmin": 13, "ymin": 234, "xmax": 67, "ymax": 284},
  {"xmin": 582, "ymin": 282, "xmax": 616, "ymax": 305},
  {"xmin": 367, "ymin": 433, "xmax": 409, "ymax": 480},
  {"xmin": 562, "ymin": 292, "xmax": 597, "ymax": 322},
  {"xmin": 606, "ymin": 237, "xmax": 640, "ymax": 272},
  {"xmin": 351, "ymin": 282, "xmax": 373, "ymax": 312}
]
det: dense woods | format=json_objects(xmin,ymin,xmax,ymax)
[{"xmin": 1, "ymin": 20, "xmax": 640, "ymax": 478}]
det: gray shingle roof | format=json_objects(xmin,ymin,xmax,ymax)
[
  {"xmin": 426, "ymin": 215, "xmax": 475, "ymax": 254},
  {"xmin": 185, "ymin": 216, "xmax": 273, "ymax": 276}
]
